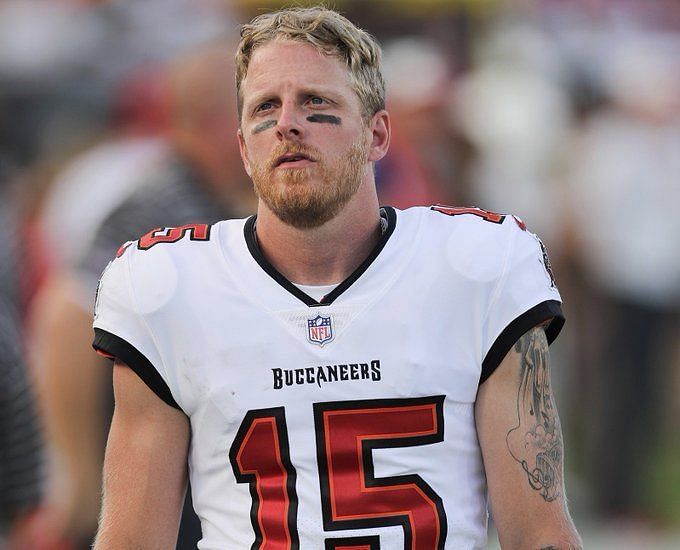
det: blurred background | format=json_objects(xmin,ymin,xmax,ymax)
[{"xmin": 0, "ymin": 0, "xmax": 678, "ymax": 548}]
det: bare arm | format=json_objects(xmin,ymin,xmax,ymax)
[
  {"xmin": 476, "ymin": 326, "xmax": 581, "ymax": 550},
  {"xmin": 30, "ymin": 273, "xmax": 108, "ymax": 539},
  {"xmin": 94, "ymin": 361, "xmax": 190, "ymax": 549}
]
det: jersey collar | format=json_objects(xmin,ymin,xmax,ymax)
[{"xmin": 243, "ymin": 206, "xmax": 397, "ymax": 307}]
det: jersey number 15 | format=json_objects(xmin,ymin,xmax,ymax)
[{"xmin": 229, "ymin": 395, "xmax": 447, "ymax": 550}]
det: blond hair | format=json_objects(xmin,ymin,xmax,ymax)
[{"xmin": 236, "ymin": 6, "xmax": 385, "ymax": 121}]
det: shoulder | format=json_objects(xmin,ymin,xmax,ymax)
[
  {"xmin": 101, "ymin": 220, "xmax": 241, "ymax": 298},
  {"xmin": 398, "ymin": 204, "xmax": 537, "ymax": 279},
  {"xmin": 116, "ymin": 218, "xmax": 246, "ymax": 263},
  {"xmin": 93, "ymin": 218, "xmax": 245, "ymax": 339},
  {"xmin": 400, "ymin": 204, "xmax": 527, "ymax": 242},
  {"xmin": 425, "ymin": 202, "xmax": 524, "ymax": 229}
]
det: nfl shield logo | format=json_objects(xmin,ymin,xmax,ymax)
[{"xmin": 307, "ymin": 315, "xmax": 334, "ymax": 346}]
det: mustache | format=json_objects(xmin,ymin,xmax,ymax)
[{"xmin": 267, "ymin": 143, "xmax": 321, "ymax": 169}]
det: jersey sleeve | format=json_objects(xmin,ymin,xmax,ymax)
[
  {"xmin": 480, "ymin": 223, "xmax": 564, "ymax": 383},
  {"xmin": 92, "ymin": 248, "xmax": 180, "ymax": 409}
]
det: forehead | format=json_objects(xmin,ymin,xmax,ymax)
[{"xmin": 241, "ymin": 40, "xmax": 356, "ymax": 103}]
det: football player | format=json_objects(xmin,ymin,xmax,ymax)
[{"xmin": 92, "ymin": 6, "xmax": 581, "ymax": 549}]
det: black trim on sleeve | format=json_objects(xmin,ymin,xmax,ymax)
[
  {"xmin": 93, "ymin": 328, "xmax": 180, "ymax": 410},
  {"xmin": 480, "ymin": 300, "xmax": 565, "ymax": 385}
]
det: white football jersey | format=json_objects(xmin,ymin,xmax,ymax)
[{"xmin": 93, "ymin": 205, "xmax": 563, "ymax": 549}]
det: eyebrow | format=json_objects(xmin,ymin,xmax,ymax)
[
  {"xmin": 301, "ymin": 87, "xmax": 341, "ymax": 98},
  {"xmin": 245, "ymin": 87, "xmax": 344, "ymax": 114}
]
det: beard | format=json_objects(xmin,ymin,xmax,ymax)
[{"xmin": 249, "ymin": 138, "xmax": 369, "ymax": 229}]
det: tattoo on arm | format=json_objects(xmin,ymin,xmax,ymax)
[
  {"xmin": 506, "ymin": 327, "xmax": 564, "ymax": 502},
  {"xmin": 253, "ymin": 120, "xmax": 276, "ymax": 134}
]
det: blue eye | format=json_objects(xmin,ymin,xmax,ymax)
[
  {"xmin": 257, "ymin": 102, "xmax": 274, "ymax": 112},
  {"xmin": 309, "ymin": 96, "xmax": 325, "ymax": 105}
]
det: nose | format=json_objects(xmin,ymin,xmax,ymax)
[{"xmin": 276, "ymin": 100, "xmax": 305, "ymax": 141}]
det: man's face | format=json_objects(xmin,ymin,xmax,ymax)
[{"xmin": 237, "ymin": 40, "xmax": 373, "ymax": 229}]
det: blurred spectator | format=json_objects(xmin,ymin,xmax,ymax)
[
  {"xmin": 0, "ymin": 183, "xmax": 45, "ymax": 548},
  {"xmin": 454, "ymin": 17, "xmax": 572, "ymax": 244},
  {"xmin": 28, "ymin": 97, "xmax": 169, "ymax": 544},
  {"xmin": 39, "ymin": 67, "xmax": 170, "ymax": 274},
  {"xmin": 0, "ymin": 1, "xmax": 240, "ymax": 546},
  {"xmin": 0, "ymin": 0, "xmax": 230, "ymax": 169},
  {"xmin": 29, "ymin": 40, "xmax": 254, "ymax": 548},
  {"xmin": 565, "ymin": 35, "xmax": 680, "ymax": 521}
]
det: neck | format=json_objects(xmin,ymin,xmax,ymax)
[{"xmin": 254, "ymin": 180, "xmax": 381, "ymax": 285}]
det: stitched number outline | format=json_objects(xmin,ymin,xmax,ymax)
[
  {"xmin": 229, "ymin": 408, "xmax": 300, "ymax": 550},
  {"xmin": 230, "ymin": 397, "xmax": 446, "ymax": 549},
  {"xmin": 137, "ymin": 223, "xmax": 210, "ymax": 250},
  {"xmin": 430, "ymin": 204, "xmax": 505, "ymax": 224}
]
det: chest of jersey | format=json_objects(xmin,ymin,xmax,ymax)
[
  {"xmin": 94, "ymin": 206, "xmax": 564, "ymax": 548},
  {"xmin": 138, "ymin": 231, "xmax": 490, "ymax": 549}
]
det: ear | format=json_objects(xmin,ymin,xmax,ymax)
[
  {"xmin": 367, "ymin": 110, "xmax": 391, "ymax": 163},
  {"xmin": 237, "ymin": 128, "xmax": 252, "ymax": 177}
]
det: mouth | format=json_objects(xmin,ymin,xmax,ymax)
[{"xmin": 273, "ymin": 152, "xmax": 316, "ymax": 168}]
